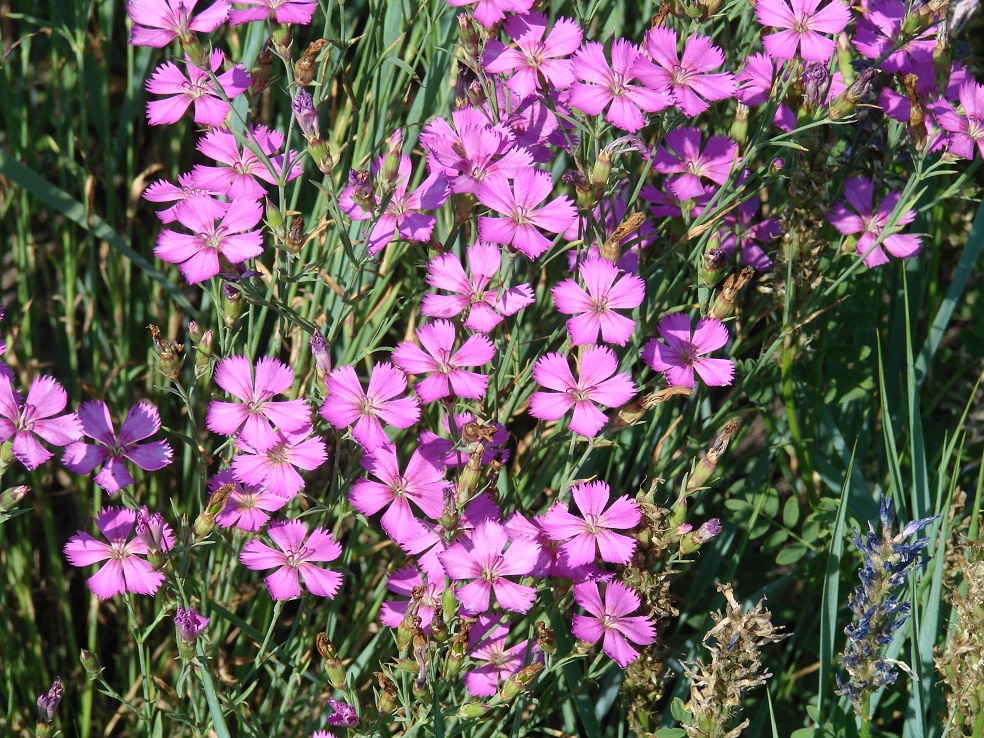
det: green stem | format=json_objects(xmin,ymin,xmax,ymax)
[
  {"xmin": 196, "ymin": 642, "xmax": 233, "ymax": 738},
  {"xmin": 860, "ymin": 694, "xmax": 872, "ymax": 738}
]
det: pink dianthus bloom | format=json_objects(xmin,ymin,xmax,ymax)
[
  {"xmin": 932, "ymin": 80, "xmax": 984, "ymax": 160},
  {"xmin": 143, "ymin": 172, "xmax": 224, "ymax": 224},
  {"xmin": 380, "ymin": 564, "xmax": 445, "ymax": 632},
  {"xmin": 438, "ymin": 519, "xmax": 541, "ymax": 614},
  {"xmin": 506, "ymin": 511, "xmax": 603, "ymax": 580},
  {"xmin": 652, "ymin": 127, "xmax": 739, "ymax": 200},
  {"xmin": 63, "ymin": 506, "xmax": 175, "ymax": 599},
  {"xmin": 446, "ymin": 0, "xmax": 534, "ymax": 28},
  {"xmin": 229, "ymin": 0, "xmax": 317, "ymax": 25},
  {"xmin": 232, "ymin": 426, "xmax": 327, "ymax": 499},
  {"xmin": 477, "ymin": 170, "xmax": 576, "ymax": 260},
  {"xmin": 422, "ymin": 120, "xmax": 532, "ymax": 195},
  {"xmin": 239, "ymin": 519, "xmax": 342, "ymax": 600},
  {"xmin": 208, "ymin": 469, "xmax": 288, "ymax": 531},
  {"xmin": 482, "ymin": 12, "xmax": 583, "ymax": 100},
  {"xmin": 189, "ymin": 126, "xmax": 302, "ymax": 201},
  {"xmin": 642, "ymin": 314, "xmax": 735, "ymax": 388},
  {"xmin": 853, "ymin": 0, "xmax": 934, "ymax": 73},
  {"xmin": 206, "ymin": 356, "xmax": 311, "ymax": 452},
  {"xmin": 319, "ymin": 363, "xmax": 420, "ymax": 453},
  {"xmin": 569, "ymin": 40, "xmax": 672, "ymax": 133},
  {"xmin": 571, "ymin": 579, "xmax": 656, "ymax": 667},
  {"xmin": 754, "ymin": 0, "xmax": 852, "ymax": 62},
  {"xmin": 540, "ymin": 480, "xmax": 641, "ymax": 567},
  {"xmin": 154, "ymin": 195, "xmax": 263, "ymax": 284},
  {"xmin": 551, "ymin": 256, "xmax": 645, "ymax": 346},
  {"xmin": 392, "ymin": 320, "xmax": 495, "ymax": 404},
  {"xmin": 145, "ymin": 50, "xmax": 251, "ymax": 127},
  {"xmin": 421, "ymin": 241, "xmax": 534, "ymax": 333},
  {"xmin": 827, "ymin": 176, "xmax": 921, "ymax": 267},
  {"xmin": 324, "ymin": 698, "xmax": 359, "ymax": 727},
  {"xmin": 400, "ymin": 493, "xmax": 501, "ymax": 575},
  {"xmin": 0, "ymin": 374, "xmax": 82, "ymax": 470},
  {"xmin": 63, "ymin": 400, "xmax": 172, "ymax": 494},
  {"xmin": 463, "ymin": 616, "xmax": 541, "ymax": 697},
  {"xmin": 350, "ymin": 445, "xmax": 448, "ymax": 542},
  {"xmin": 529, "ymin": 346, "xmax": 636, "ymax": 438},
  {"xmin": 127, "ymin": 0, "xmax": 230, "ymax": 47},
  {"xmin": 633, "ymin": 28, "xmax": 736, "ymax": 118}
]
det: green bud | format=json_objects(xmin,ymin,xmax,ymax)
[
  {"xmin": 0, "ymin": 485, "xmax": 29, "ymax": 510},
  {"xmin": 499, "ymin": 663, "xmax": 543, "ymax": 702},
  {"xmin": 457, "ymin": 702, "xmax": 491, "ymax": 719},
  {"xmin": 265, "ymin": 198, "xmax": 284, "ymax": 231},
  {"xmin": 730, "ymin": 103, "xmax": 749, "ymax": 146},
  {"xmin": 80, "ymin": 649, "xmax": 102, "ymax": 678},
  {"xmin": 223, "ymin": 285, "xmax": 244, "ymax": 330},
  {"xmin": 307, "ymin": 137, "xmax": 333, "ymax": 177}
]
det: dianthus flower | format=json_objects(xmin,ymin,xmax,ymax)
[
  {"xmin": 464, "ymin": 616, "xmax": 541, "ymax": 697},
  {"xmin": 63, "ymin": 400, "xmax": 172, "ymax": 494},
  {"xmin": 229, "ymin": 0, "xmax": 317, "ymax": 25},
  {"xmin": 232, "ymin": 426, "xmax": 327, "ymax": 499},
  {"xmin": 189, "ymin": 126, "xmax": 301, "ymax": 200},
  {"xmin": 392, "ymin": 320, "xmax": 495, "ymax": 404},
  {"xmin": 380, "ymin": 564, "xmax": 445, "ymax": 632},
  {"xmin": 446, "ymin": 0, "xmax": 534, "ymax": 27},
  {"xmin": 206, "ymin": 356, "xmax": 311, "ymax": 451},
  {"xmin": 571, "ymin": 579, "xmax": 656, "ymax": 667},
  {"xmin": 642, "ymin": 314, "xmax": 735, "ymax": 388},
  {"xmin": 240, "ymin": 519, "xmax": 343, "ymax": 600},
  {"xmin": 754, "ymin": 0, "xmax": 852, "ymax": 62},
  {"xmin": 652, "ymin": 127, "xmax": 739, "ymax": 200},
  {"xmin": 552, "ymin": 257, "xmax": 644, "ymax": 346},
  {"xmin": 932, "ymin": 80, "xmax": 984, "ymax": 160},
  {"xmin": 324, "ymin": 698, "xmax": 359, "ymax": 727},
  {"xmin": 569, "ymin": 40, "xmax": 672, "ymax": 133},
  {"xmin": 126, "ymin": 0, "xmax": 230, "ymax": 47},
  {"xmin": 143, "ymin": 172, "xmax": 224, "ymax": 224},
  {"xmin": 399, "ymin": 493, "xmax": 501, "ymax": 574},
  {"xmin": 145, "ymin": 50, "xmax": 250, "ymax": 127},
  {"xmin": 482, "ymin": 12, "xmax": 582, "ymax": 99},
  {"xmin": 477, "ymin": 170, "xmax": 576, "ymax": 259},
  {"xmin": 529, "ymin": 346, "xmax": 636, "ymax": 438},
  {"xmin": 853, "ymin": 0, "xmax": 934, "ymax": 72},
  {"xmin": 827, "ymin": 176, "xmax": 921, "ymax": 267},
  {"xmin": 422, "ymin": 122, "xmax": 532, "ymax": 195},
  {"xmin": 208, "ymin": 469, "xmax": 288, "ymax": 531},
  {"xmin": 421, "ymin": 241, "xmax": 535, "ymax": 332},
  {"xmin": 541, "ymin": 480, "xmax": 641, "ymax": 567},
  {"xmin": 319, "ymin": 363, "xmax": 420, "ymax": 452},
  {"xmin": 0, "ymin": 375, "xmax": 82, "ymax": 470},
  {"xmin": 633, "ymin": 28, "xmax": 736, "ymax": 118},
  {"xmin": 63, "ymin": 506, "xmax": 175, "ymax": 599}
]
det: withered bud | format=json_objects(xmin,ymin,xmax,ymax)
[
  {"xmin": 294, "ymin": 38, "xmax": 329, "ymax": 86},
  {"xmin": 904, "ymin": 73, "xmax": 927, "ymax": 151},
  {"xmin": 708, "ymin": 267, "xmax": 754, "ymax": 320},
  {"xmin": 609, "ymin": 385, "xmax": 694, "ymax": 431},
  {"xmin": 316, "ymin": 633, "xmax": 347, "ymax": 689},
  {"xmin": 374, "ymin": 671, "xmax": 398, "ymax": 715},
  {"xmin": 431, "ymin": 604, "xmax": 449, "ymax": 643},
  {"xmin": 499, "ymin": 663, "xmax": 543, "ymax": 702},
  {"xmin": 456, "ymin": 14, "xmax": 481, "ymax": 64},
  {"xmin": 148, "ymin": 324, "xmax": 184, "ymax": 381},
  {"xmin": 194, "ymin": 483, "xmax": 234, "ymax": 539},
  {"xmin": 285, "ymin": 216, "xmax": 305, "ymax": 254},
  {"xmin": 934, "ymin": 19, "xmax": 951, "ymax": 94},
  {"xmin": 687, "ymin": 419, "xmax": 740, "ymax": 492},
  {"xmin": 602, "ymin": 211, "xmax": 646, "ymax": 264},
  {"xmin": 536, "ymin": 621, "xmax": 556, "ymax": 654},
  {"xmin": 900, "ymin": 0, "xmax": 950, "ymax": 36},
  {"xmin": 250, "ymin": 43, "xmax": 273, "ymax": 96}
]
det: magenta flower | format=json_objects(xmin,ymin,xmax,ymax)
[
  {"xmin": 319, "ymin": 363, "xmax": 420, "ymax": 452},
  {"xmin": 401, "ymin": 492, "xmax": 501, "ymax": 576},
  {"xmin": 206, "ymin": 356, "xmax": 311, "ymax": 452},
  {"xmin": 324, "ymin": 698, "xmax": 359, "ymax": 727},
  {"xmin": 154, "ymin": 195, "xmax": 263, "ymax": 284},
  {"xmin": 529, "ymin": 346, "xmax": 636, "ymax": 438},
  {"xmin": 477, "ymin": 170, "xmax": 576, "ymax": 260},
  {"xmin": 551, "ymin": 257, "xmax": 645, "ymax": 346},
  {"xmin": 392, "ymin": 320, "xmax": 495, "ymax": 404},
  {"xmin": 232, "ymin": 426, "xmax": 327, "ymax": 499},
  {"xmin": 189, "ymin": 126, "xmax": 301, "ymax": 200},
  {"xmin": 63, "ymin": 506, "xmax": 175, "ymax": 599},
  {"xmin": 422, "ymin": 120, "xmax": 533, "ymax": 195},
  {"xmin": 933, "ymin": 80, "xmax": 984, "ymax": 160},
  {"xmin": 145, "ymin": 51, "xmax": 251, "ymax": 127},
  {"xmin": 482, "ymin": 12, "xmax": 582, "ymax": 99},
  {"xmin": 62, "ymin": 401, "xmax": 172, "ymax": 494},
  {"xmin": 541, "ymin": 481, "xmax": 641, "ymax": 567},
  {"xmin": 569, "ymin": 40, "xmax": 672, "ymax": 133},
  {"xmin": 571, "ymin": 579, "xmax": 656, "ymax": 667},
  {"xmin": 827, "ymin": 176, "xmax": 921, "ymax": 267},
  {"xmin": 126, "ymin": 0, "xmax": 230, "ymax": 47},
  {"xmin": 0, "ymin": 375, "xmax": 82, "ymax": 470},
  {"xmin": 505, "ymin": 511, "xmax": 602, "ymax": 580},
  {"xmin": 438, "ymin": 519, "xmax": 540, "ymax": 614},
  {"xmin": 754, "ymin": 0, "xmax": 852, "ymax": 62},
  {"xmin": 633, "ymin": 28, "xmax": 736, "ymax": 118},
  {"xmin": 380, "ymin": 565, "xmax": 444, "ymax": 632},
  {"xmin": 229, "ymin": 0, "xmax": 317, "ymax": 25},
  {"xmin": 853, "ymin": 0, "xmax": 934, "ymax": 72},
  {"xmin": 239, "ymin": 519, "xmax": 342, "ymax": 600},
  {"xmin": 642, "ymin": 313, "xmax": 735, "ymax": 388},
  {"xmin": 421, "ymin": 241, "xmax": 535, "ymax": 333},
  {"xmin": 464, "ymin": 616, "xmax": 541, "ymax": 697},
  {"xmin": 736, "ymin": 53, "xmax": 779, "ymax": 107},
  {"xmin": 143, "ymin": 173, "xmax": 224, "ymax": 224},
  {"xmin": 446, "ymin": 0, "xmax": 534, "ymax": 27},
  {"xmin": 175, "ymin": 606, "xmax": 210, "ymax": 643},
  {"xmin": 652, "ymin": 127, "xmax": 739, "ymax": 200},
  {"xmin": 350, "ymin": 445, "xmax": 448, "ymax": 542},
  {"xmin": 209, "ymin": 469, "xmax": 288, "ymax": 531}
]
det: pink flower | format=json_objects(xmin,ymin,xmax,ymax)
[
  {"xmin": 380, "ymin": 565, "xmax": 444, "ymax": 632},
  {"xmin": 438, "ymin": 519, "xmax": 540, "ymax": 614},
  {"xmin": 506, "ymin": 511, "xmax": 602, "ymax": 580},
  {"xmin": 736, "ymin": 53, "xmax": 779, "ymax": 107},
  {"xmin": 400, "ymin": 492, "xmax": 501, "ymax": 575},
  {"xmin": 446, "ymin": 0, "xmax": 534, "ymax": 27},
  {"xmin": 421, "ymin": 241, "xmax": 535, "ymax": 333},
  {"xmin": 143, "ymin": 173, "xmax": 224, "ymax": 224},
  {"xmin": 0, "ymin": 374, "xmax": 82, "ymax": 470},
  {"xmin": 853, "ymin": 0, "xmax": 934, "ymax": 72},
  {"xmin": 324, "ymin": 698, "xmax": 359, "ymax": 727},
  {"xmin": 62, "ymin": 401, "xmax": 172, "ymax": 494},
  {"xmin": 232, "ymin": 426, "xmax": 327, "ymax": 498},
  {"xmin": 392, "ymin": 320, "xmax": 495, "ymax": 404},
  {"xmin": 827, "ymin": 176, "xmax": 921, "ymax": 267},
  {"xmin": 569, "ymin": 40, "xmax": 672, "ymax": 133},
  {"xmin": 206, "ymin": 356, "xmax": 311, "ymax": 452},
  {"xmin": 209, "ymin": 469, "xmax": 288, "ymax": 531},
  {"xmin": 633, "ymin": 28, "xmax": 736, "ymax": 118},
  {"xmin": 754, "ymin": 0, "xmax": 852, "ymax": 62},
  {"xmin": 652, "ymin": 127, "xmax": 739, "ymax": 200},
  {"xmin": 127, "ymin": 0, "xmax": 230, "ymax": 47},
  {"xmin": 482, "ymin": 12, "xmax": 583, "ymax": 99},
  {"xmin": 189, "ymin": 126, "xmax": 301, "ymax": 200},
  {"xmin": 571, "ymin": 579, "xmax": 656, "ymax": 667},
  {"xmin": 716, "ymin": 198, "xmax": 781, "ymax": 270},
  {"xmin": 175, "ymin": 606, "xmax": 210, "ymax": 642},
  {"xmin": 477, "ymin": 170, "xmax": 576, "ymax": 260},
  {"xmin": 154, "ymin": 195, "xmax": 263, "ymax": 284},
  {"xmin": 421, "ymin": 119, "xmax": 532, "ymax": 195},
  {"xmin": 551, "ymin": 257, "xmax": 645, "ymax": 346},
  {"xmin": 350, "ymin": 445, "xmax": 448, "ymax": 542},
  {"xmin": 229, "ymin": 0, "xmax": 317, "ymax": 25},
  {"xmin": 463, "ymin": 616, "xmax": 541, "ymax": 697},
  {"xmin": 541, "ymin": 481, "xmax": 641, "ymax": 567},
  {"xmin": 319, "ymin": 363, "xmax": 420, "ymax": 452},
  {"xmin": 145, "ymin": 50, "xmax": 251, "ymax": 127},
  {"xmin": 239, "ymin": 519, "xmax": 342, "ymax": 600},
  {"xmin": 418, "ymin": 412, "xmax": 510, "ymax": 468},
  {"xmin": 63, "ymin": 506, "xmax": 175, "ymax": 599},
  {"xmin": 529, "ymin": 346, "xmax": 636, "ymax": 438},
  {"xmin": 642, "ymin": 313, "xmax": 735, "ymax": 388},
  {"xmin": 932, "ymin": 80, "xmax": 984, "ymax": 160}
]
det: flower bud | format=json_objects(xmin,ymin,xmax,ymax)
[
  {"xmin": 188, "ymin": 321, "xmax": 204, "ymax": 344},
  {"xmin": 223, "ymin": 285, "xmax": 244, "ymax": 330},
  {"xmin": 679, "ymin": 518, "xmax": 722, "ymax": 554},
  {"xmin": 136, "ymin": 506, "xmax": 166, "ymax": 552},
  {"xmin": 349, "ymin": 169, "xmax": 375, "ymax": 211},
  {"xmin": 457, "ymin": 14, "xmax": 481, "ymax": 65},
  {"xmin": 271, "ymin": 23, "xmax": 292, "ymax": 59},
  {"xmin": 499, "ymin": 663, "xmax": 543, "ymax": 702},
  {"xmin": 309, "ymin": 331, "xmax": 332, "ymax": 384},
  {"xmin": 316, "ymin": 633, "xmax": 348, "ymax": 689},
  {"xmin": 828, "ymin": 67, "xmax": 879, "ymax": 121},
  {"xmin": 36, "ymin": 677, "xmax": 62, "ymax": 723},
  {"xmin": 307, "ymin": 136, "xmax": 333, "ymax": 176},
  {"xmin": 730, "ymin": 102, "xmax": 749, "ymax": 145},
  {"xmin": 397, "ymin": 612, "xmax": 419, "ymax": 653},
  {"xmin": 374, "ymin": 671, "xmax": 398, "ymax": 715},
  {"xmin": 175, "ymin": 606, "xmax": 209, "ymax": 659},
  {"xmin": 194, "ymin": 329, "xmax": 214, "ymax": 379},
  {"xmin": 802, "ymin": 63, "xmax": 830, "ymax": 112},
  {"xmin": 250, "ymin": 42, "xmax": 273, "ymax": 96},
  {"xmin": 0, "ymin": 485, "xmax": 29, "ymax": 510},
  {"xmin": 294, "ymin": 38, "xmax": 329, "ymax": 87},
  {"xmin": 457, "ymin": 702, "xmax": 491, "ymax": 719},
  {"xmin": 265, "ymin": 198, "xmax": 285, "ymax": 231},
  {"xmin": 378, "ymin": 129, "xmax": 404, "ymax": 197},
  {"xmin": 148, "ymin": 324, "xmax": 183, "ymax": 381},
  {"xmin": 687, "ymin": 419, "xmax": 739, "ymax": 492},
  {"xmin": 934, "ymin": 20, "xmax": 951, "ymax": 93},
  {"xmin": 292, "ymin": 89, "xmax": 320, "ymax": 139},
  {"xmin": 900, "ymin": 0, "xmax": 948, "ymax": 36},
  {"xmin": 80, "ymin": 649, "xmax": 102, "ymax": 678},
  {"xmin": 708, "ymin": 267, "xmax": 754, "ymax": 320},
  {"xmin": 195, "ymin": 483, "xmax": 234, "ymax": 540},
  {"xmin": 700, "ymin": 244, "xmax": 730, "ymax": 287}
]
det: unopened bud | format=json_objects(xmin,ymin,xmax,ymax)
[
  {"xmin": 316, "ymin": 633, "xmax": 347, "ymax": 689},
  {"xmin": 397, "ymin": 612, "xmax": 417, "ymax": 653},
  {"xmin": 375, "ymin": 671, "xmax": 398, "ymax": 715},
  {"xmin": 687, "ymin": 419, "xmax": 739, "ymax": 492},
  {"xmin": 292, "ymin": 88, "xmax": 320, "ymax": 138},
  {"xmin": 589, "ymin": 148, "xmax": 612, "ymax": 194},
  {"xmin": 223, "ymin": 285, "xmax": 244, "ymax": 330},
  {"xmin": 680, "ymin": 518, "xmax": 722, "ymax": 554},
  {"xmin": 700, "ymin": 245, "xmax": 730, "ymax": 287},
  {"xmin": 0, "ymin": 485, "xmax": 29, "ymax": 510},
  {"xmin": 309, "ymin": 331, "xmax": 332, "ymax": 383},
  {"xmin": 307, "ymin": 136, "xmax": 333, "ymax": 176},
  {"xmin": 349, "ymin": 169, "xmax": 375, "ymax": 211},
  {"xmin": 458, "ymin": 702, "xmax": 491, "ymax": 719},
  {"xmin": 499, "ymin": 663, "xmax": 543, "ymax": 702},
  {"xmin": 136, "ymin": 507, "xmax": 166, "ymax": 552},
  {"xmin": 194, "ymin": 330, "xmax": 213, "ymax": 379},
  {"xmin": 708, "ymin": 267, "xmax": 754, "ymax": 320},
  {"xmin": 457, "ymin": 14, "xmax": 481, "ymax": 64},
  {"xmin": 188, "ymin": 321, "xmax": 204, "ymax": 344},
  {"xmin": 730, "ymin": 102, "xmax": 749, "ymax": 145},
  {"xmin": 80, "ymin": 649, "xmax": 102, "ymax": 677},
  {"xmin": 900, "ymin": 0, "xmax": 949, "ymax": 36},
  {"xmin": 828, "ymin": 67, "xmax": 879, "ymax": 121},
  {"xmin": 148, "ymin": 324, "xmax": 183, "ymax": 381},
  {"xmin": 270, "ymin": 23, "xmax": 291, "ymax": 59},
  {"xmin": 378, "ymin": 130, "xmax": 404, "ymax": 196},
  {"xmin": 802, "ymin": 63, "xmax": 829, "ymax": 112},
  {"xmin": 36, "ymin": 677, "xmax": 62, "ymax": 723}
]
